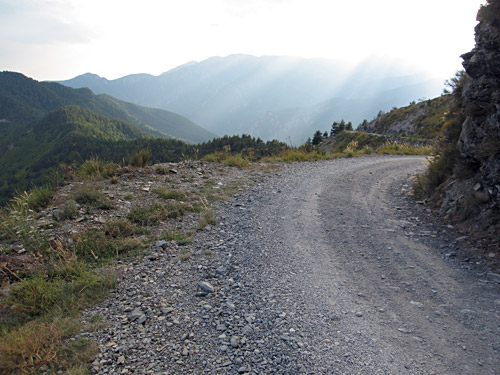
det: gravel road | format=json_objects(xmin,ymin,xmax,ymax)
[{"xmin": 87, "ymin": 156, "xmax": 500, "ymax": 374}]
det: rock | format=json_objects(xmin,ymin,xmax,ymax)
[
  {"xmin": 230, "ymin": 335, "xmax": 240, "ymax": 348},
  {"xmin": 155, "ymin": 240, "xmax": 168, "ymax": 249},
  {"xmin": 198, "ymin": 281, "xmax": 215, "ymax": 293},
  {"xmin": 215, "ymin": 266, "xmax": 227, "ymax": 275},
  {"xmin": 487, "ymin": 273, "xmax": 500, "ymax": 283},
  {"xmin": 129, "ymin": 308, "xmax": 144, "ymax": 321}
]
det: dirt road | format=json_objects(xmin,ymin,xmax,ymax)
[
  {"xmin": 88, "ymin": 156, "xmax": 500, "ymax": 374},
  {"xmin": 257, "ymin": 156, "xmax": 500, "ymax": 374}
]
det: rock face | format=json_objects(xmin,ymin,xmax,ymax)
[{"xmin": 459, "ymin": 0, "xmax": 500, "ymax": 200}]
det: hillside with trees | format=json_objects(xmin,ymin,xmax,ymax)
[{"xmin": 0, "ymin": 72, "xmax": 216, "ymax": 143}]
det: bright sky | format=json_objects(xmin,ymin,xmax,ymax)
[{"xmin": 0, "ymin": 0, "xmax": 485, "ymax": 82}]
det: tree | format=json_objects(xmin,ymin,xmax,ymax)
[
  {"xmin": 346, "ymin": 121, "xmax": 353, "ymax": 131},
  {"xmin": 323, "ymin": 131, "xmax": 328, "ymax": 138},
  {"xmin": 312, "ymin": 130, "xmax": 323, "ymax": 146}
]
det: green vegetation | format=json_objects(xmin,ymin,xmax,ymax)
[
  {"xmin": 315, "ymin": 130, "xmax": 433, "ymax": 157},
  {"xmin": 161, "ymin": 229, "xmax": 193, "ymax": 245},
  {"xmin": 156, "ymin": 188, "xmax": 188, "ymax": 201},
  {"xmin": 198, "ymin": 207, "xmax": 217, "ymax": 229},
  {"xmin": 127, "ymin": 201, "xmax": 185, "ymax": 226},
  {"xmin": 413, "ymin": 71, "xmax": 468, "ymax": 199},
  {"xmin": 72, "ymin": 184, "xmax": 114, "ymax": 209},
  {"xmin": 77, "ymin": 158, "xmax": 118, "ymax": 180},
  {"xmin": 358, "ymin": 95, "xmax": 452, "ymax": 138}
]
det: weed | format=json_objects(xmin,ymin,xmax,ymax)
[
  {"xmin": 268, "ymin": 149, "xmax": 330, "ymax": 162},
  {"xmin": 128, "ymin": 149, "xmax": 150, "ymax": 168},
  {"xmin": 0, "ymin": 198, "xmax": 49, "ymax": 254},
  {"xmin": 204, "ymin": 249, "xmax": 213, "ymax": 256},
  {"xmin": 73, "ymin": 229, "xmax": 145, "ymax": 263},
  {"xmin": 198, "ymin": 207, "xmax": 216, "ymax": 229},
  {"xmin": 178, "ymin": 249, "xmax": 191, "ymax": 261},
  {"xmin": 223, "ymin": 154, "xmax": 250, "ymax": 168},
  {"xmin": 59, "ymin": 199, "xmax": 78, "ymax": 220},
  {"xmin": 202, "ymin": 152, "xmax": 226, "ymax": 163},
  {"xmin": 72, "ymin": 184, "xmax": 113, "ymax": 210},
  {"xmin": 104, "ymin": 219, "xmax": 134, "ymax": 238},
  {"xmin": 25, "ymin": 186, "xmax": 53, "ymax": 212},
  {"xmin": 156, "ymin": 188, "xmax": 188, "ymax": 201},
  {"xmin": 85, "ymin": 314, "xmax": 106, "ymax": 332},
  {"xmin": 0, "ymin": 317, "xmax": 80, "ymax": 373},
  {"xmin": 77, "ymin": 158, "xmax": 118, "ymax": 180},
  {"xmin": 127, "ymin": 201, "xmax": 185, "ymax": 226},
  {"xmin": 161, "ymin": 229, "xmax": 192, "ymax": 245}
]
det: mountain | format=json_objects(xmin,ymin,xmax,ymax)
[
  {"xmin": 0, "ymin": 71, "xmax": 216, "ymax": 143},
  {"xmin": 59, "ymin": 55, "xmax": 444, "ymax": 144},
  {"xmin": 0, "ymin": 105, "xmax": 151, "ymax": 204},
  {"xmin": 358, "ymin": 94, "xmax": 452, "ymax": 138}
]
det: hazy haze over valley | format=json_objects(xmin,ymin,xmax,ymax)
[{"xmin": 59, "ymin": 54, "xmax": 443, "ymax": 143}]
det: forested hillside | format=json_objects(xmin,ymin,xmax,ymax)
[{"xmin": 0, "ymin": 72, "xmax": 215, "ymax": 143}]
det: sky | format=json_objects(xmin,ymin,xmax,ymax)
[{"xmin": 0, "ymin": 0, "xmax": 485, "ymax": 82}]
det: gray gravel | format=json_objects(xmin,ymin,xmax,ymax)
[{"xmin": 84, "ymin": 156, "xmax": 500, "ymax": 374}]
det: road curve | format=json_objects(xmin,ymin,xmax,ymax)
[
  {"xmin": 254, "ymin": 156, "xmax": 500, "ymax": 374},
  {"xmin": 87, "ymin": 156, "xmax": 500, "ymax": 374}
]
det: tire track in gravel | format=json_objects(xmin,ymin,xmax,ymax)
[{"xmin": 226, "ymin": 155, "xmax": 500, "ymax": 374}]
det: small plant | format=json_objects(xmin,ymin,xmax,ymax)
[
  {"xmin": 223, "ymin": 154, "xmax": 250, "ymax": 168},
  {"xmin": 104, "ymin": 219, "xmax": 133, "ymax": 238},
  {"xmin": 59, "ymin": 200, "xmax": 78, "ymax": 220},
  {"xmin": 156, "ymin": 188, "xmax": 188, "ymax": 201},
  {"xmin": 0, "ymin": 317, "xmax": 81, "ymax": 373},
  {"xmin": 198, "ymin": 207, "xmax": 216, "ymax": 229},
  {"xmin": 178, "ymin": 249, "xmax": 191, "ymax": 261},
  {"xmin": 72, "ymin": 184, "xmax": 113, "ymax": 210},
  {"xmin": 73, "ymin": 229, "xmax": 145, "ymax": 263},
  {"xmin": 26, "ymin": 186, "xmax": 53, "ymax": 212},
  {"xmin": 128, "ymin": 149, "xmax": 150, "ymax": 168},
  {"xmin": 127, "ymin": 201, "xmax": 185, "ymax": 226},
  {"xmin": 77, "ymin": 158, "xmax": 117, "ymax": 180},
  {"xmin": 161, "ymin": 229, "xmax": 192, "ymax": 245}
]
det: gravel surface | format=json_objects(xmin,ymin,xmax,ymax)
[{"xmin": 85, "ymin": 156, "xmax": 500, "ymax": 374}]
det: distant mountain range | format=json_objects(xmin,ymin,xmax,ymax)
[{"xmin": 59, "ymin": 54, "xmax": 444, "ymax": 143}]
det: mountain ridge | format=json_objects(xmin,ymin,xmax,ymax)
[
  {"xmin": 58, "ymin": 55, "xmax": 443, "ymax": 143},
  {"xmin": 1, "ymin": 71, "xmax": 216, "ymax": 143}
]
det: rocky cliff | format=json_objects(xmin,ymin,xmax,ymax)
[{"xmin": 459, "ymin": 0, "xmax": 500, "ymax": 204}]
